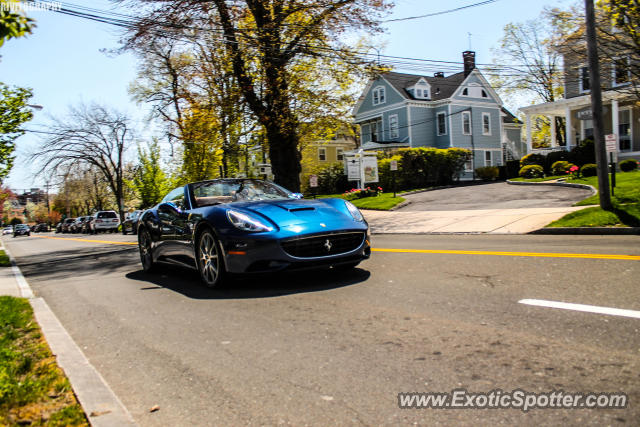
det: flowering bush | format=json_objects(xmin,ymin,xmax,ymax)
[
  {"xmin": 566, "ymin": 164, "xmax": 580, "ymax": 179},
  {"xmin": 551, "ymin": 160, "xmax": 577, "ymax": 176},
  {"xmin": 343, "ymin": 186, "xmax": 382, "ymax": 201}
]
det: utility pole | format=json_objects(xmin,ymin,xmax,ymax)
[{"xmin": 585, "ymin": 0, "xmax": 612, "ymax": 210}]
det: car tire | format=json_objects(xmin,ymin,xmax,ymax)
[
  {"xmin": 122, "ymin": 228, "xmax": 127, "ymax": 235},
  {"xmin": 196, "ymin": 228, "xmax": 225, "ymax": 288},
  {"xmin": 138, "ymin": 228, "xmax": 157, "ymax": 273}
]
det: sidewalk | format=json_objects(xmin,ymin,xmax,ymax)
[
  {"xmin": 362, "ymin": 206, "xmax": 585, "ymax": 234},
  {"xmin": 0, "ymin": 240, "xmax": 138, "ymax": 427}
]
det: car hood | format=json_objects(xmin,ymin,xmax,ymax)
[{"xmin": 230, "ymin": 198, "xmax": 362, "ymax": 231}]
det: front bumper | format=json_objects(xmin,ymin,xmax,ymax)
[{"xmin": 220, "ymin": 230, "xmax": 371, "ymax": 274}]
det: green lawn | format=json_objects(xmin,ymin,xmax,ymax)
[
  {"xmin": 509, "ymin": 175, "xmax": 568, "ymax": 182},
  {"xmin": 570, "ymin": 170, "xmax": 640, "ymax": 206},
  {"xmin": 547, "ymin": 203, "xmax": 640, "ymax": 228},
  {"xmin": 0, "ymin": 296, "xmax": 88, "ymax": 426},
  {"xmin": 313, "ymin": 193, "xmax": 406, "ymax": 210},
  {"xmin": 0, "ymin": 250, "xmax": 10, "ymax": 267}
]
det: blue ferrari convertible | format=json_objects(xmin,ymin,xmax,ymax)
[{"xmin": 137, "ymin": 179, "xmax": 371, "ymax": 287}]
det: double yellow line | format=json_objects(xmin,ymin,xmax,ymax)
[{"xmin": 33, "ymin": 235, "xmax": 640, "ymax": 261}]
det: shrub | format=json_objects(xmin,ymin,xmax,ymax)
[
  {"xmin": 551, "ymin": 160, "xmax": 577, "ymax": 175},
  {"xmin": 519, "ymin": 153, "xmax": 546, "ymax": 168},
  {"xmin": 569, "ymin": 138, "xmax": 595, "ymax": 166},
  {"xmin": 580, "ymin": 163, "xmax": 597, "ymax": 177},
  {"xmin": 343, "ymin": 186, "xmax": 382, "ymax": 201},
  {"xmin": 475, "ymin": 166, "xmax": 499, "ymax": 181},
  {"xmin": 519, "ymin": 165, "xmax": 544, "ymax": 178},
  {"xmin": 383, "ymin": 147, "xmax": 470, "ymax": 189},
  {"xmin": 619, "ymin": 159, "xmax": 638, "ymax": 172},
  {"xmin": 545, "ymin": 150, "xmax": 570, "ymax": 174}
]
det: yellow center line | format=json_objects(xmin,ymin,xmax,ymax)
[
  {"xmin": 31, "ymin": 235, "xmax": 639, "ymax": 261},
  {"xmin": 33, "ymin": 235, "xmax": 137, "ymax": 246},
  {"xmin": 372, "ymin": 248, "xmax": 640, "ymax": 261}
]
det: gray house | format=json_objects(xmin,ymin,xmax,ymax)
[{"xmin": 352, "ymin": 51, "xmax": 524, "ymax": 179}]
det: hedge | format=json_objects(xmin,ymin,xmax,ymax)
[
  {"xmin": 519, "ymin": 165, "xmax": 544, "ymax": 178},
  {"xmin": 619, "ymin": 159, "xmax": 638, "ymax": 172}
]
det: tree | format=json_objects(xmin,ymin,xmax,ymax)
[
  {"xmin": 31, "ymin": 103, "xmax": 133, "ymax": 222},
  {"xmin": 120, "ymin": 0, "xmax": 391, "ymax": 192},
  {"xmin": 133, "ymin": 139, "xmax": 170, "ymax": 208},
  {"xmin": 0, "ymin": 0, "xmax": 34, "ymax": 47},
  {"xmin": 0, "ymin": 83, "xmax": 33, "ymax": 182},
  {"xmin": 491, "ymin": 11, "xmax": 567, "ymax": 146}
]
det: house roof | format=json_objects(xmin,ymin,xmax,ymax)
[
  {"xmin": 501, "ymin": 107, "xmax": 521, "ymax": 124},
  {"xmin": 381, "ymin": 71, "xmax": 467, "ymax": 101}
]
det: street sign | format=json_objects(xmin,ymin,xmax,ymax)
[
  {"xmin": 605, "ymin": 134, "xmax": 617, "ymax": 153},
  {"xmin": 390, "ymin": 160, "xmax": 398, "ymax": 171},
  {"xmin": 309, "ymin": 175, "xmax": 318, "ymax": 188}
]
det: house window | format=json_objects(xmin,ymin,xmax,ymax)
[
  {"xmin": 318, "ymin": 147, "xmax": 326, "ymax": 161},
  {"xmin": 613, "ymin": 56, "xmax": 631, "ymax": 86},
  {"xmin": 372, "ymin": 86, "xmax": 386, "ymax": 106},
  {"xmin": 464, "ymin": 158, "xmax": 473, "ymax": 172},
  {"xmin": 485, "ymin": 151, "xmax": 492, "ymax": 166},
  {"xmin": 462, "ymin": 111, "xmax": 471, "ymax": 135},
  {"xmin": 481, "ymin": 90, "xmax": 488, "ymax": 98},
  {"xmin": 370, "ymin": 119, "xmax": 382, "ymax": 142},
  {"xmin": 619, "ymin": 109, "xmax": 632, "ymax": 151},
  {"xmin": 482, "ymin": 112, "xmax": 491, "ymax": 135},
  {"xmin": 389, "ymin": 114, "xmax": 399, "ymax": 139},
  {"xmin": 582, "ymin": 119, "xmax": 594, "ymax": 140},
  {"xmin": 462, "ymin": 88, "xmax": 468, "ymax": 96},
  {"xmin": 416, "ymin": 89, "xmax": 422, "ymax": 97},
  {"xmin": 336, "ymin": 148, "xmax": 344, "ymax": 161},
  {"xmin": 437, "ymin": 112, "xmax": 447, "ymax": 136},
  {"xmin": 580, "ymin": 66, "xmax": 590, "ymax": 92}
]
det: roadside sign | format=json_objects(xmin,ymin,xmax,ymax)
[
  {"xmin": 605, "ymin": 134, "xmax": 617, "ymax": 153},
  {"xmin": 390, "ymin": 160, "xmax": 398, "ymax": 171},
  {"xmin": 362, "ymin": 156, "xmax": 379, "ymax": 183},
  {"xmin": 309, "ymin": 175, "xmax": 318, "ymax": 188},
  {"xmin": 346, "ymin": 157, "xmax": 360, "ymax": 180}
]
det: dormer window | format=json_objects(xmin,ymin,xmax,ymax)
[
  {"xmin": 408, "ymin": 78, "xmax": 430, "ymax": 100},
  {"xmin": 372, "ymin": 86, "xmax": 386, "ymax": 105}
]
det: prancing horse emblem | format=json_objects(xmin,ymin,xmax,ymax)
[{"xmin": 324, "ymin": 239, "xmax": 332, "ymax": 252}]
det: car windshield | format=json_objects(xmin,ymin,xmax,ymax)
[
  {"xmin": 191, "ymin": 179, "xmax": 292, "ymax": 207},
  {"xmin": 15, "ymin": 225, "xmax": 28, "ymax": 229}
]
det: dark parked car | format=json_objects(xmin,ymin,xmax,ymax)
[
  {"xmin": 137, "ymin": 179, "xmax": 370, "ymax": 288},
  {"xmin": 122, "ymin": 210, "xmax": 142, "ymax": 235},
  {"xmin": 33, "ymin": 223, "xmax": 49, "ymax": 232},
  {"xmin": 81, "ymin": 217, "xmax": 94, "ymax": 234},
  {"xmin": 13, "ymin": 224, "xmax": 30, "ymax": 237},
  {"xmin": 61, "ymin": 218, "xmax": 75, "ymax": 233},
  {"xmin": 55, "ymin": 222, "xmax": 62, "ymax": 233}
]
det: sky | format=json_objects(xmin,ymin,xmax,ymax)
[{"xmin": 1, "ymin": 0, "xmax": 576, "ymax": 192}]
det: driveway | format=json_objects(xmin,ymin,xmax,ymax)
[
  {"xmin": 362, "ymin": 182, "xmax": 593, "ymax": 234},
  {"xmin": 398, "ymin": 182, "xmax": 593, "ymax": 211}
]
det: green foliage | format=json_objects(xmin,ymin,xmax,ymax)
[
  {"xmin": 519, "ymin": 153, "xmax": 546, "ymax": 168},
  {"xmin": 569, "ymin": 138, "xmax": 595, "ymax": 166},
  {"xmin": 573, "ymin": 170, "xmax": 640, "ymax": 206},
  {"xmin": 315, "ymin": 162, "xmax": 349, "ymax": 195},
  {"xmin": 133, "ymin": 140, "xmax": 170, "ymax": 208},
  {"xmin": 9, "ymin": 217, "xmax": 21, "ymax": 225},
  {"xmin": 0, "ymin": 250, "xmax": 10, "ymax": 267},
  {"xmin": 343, "ymin": 186, "xmax": 382, "ymax": 201},
  {"xmin": 551, "ymin": 160, "xmax": 576, "ymax": 175},
  {"xmin": 548, "ymin": 203, "xmax": 640, "ymax": 228},
  {"xmin": 384, "ymin": 147, "xmax": 470, "ymax": 189},
  {"xmin": 349, "ymin": 192, "xmax": 404, "ymax": 211},
  {"xmin": 580, "ymin": 163, "xmax": 597, "ymax": 177},
  {"xmin": 0, "ymin": 83, "xmax": 33, "ymax": 183},
  {"xmin": 0, "ymin": 4, "xmax": 34, "ymax": 47},
  {"xmin": 619, "ymin": 159, "xmax": 638, "ymax": 172},
  {"xmin": 519, "ymin": 164, "xmax": 544, "ymax": 178},
  {"xmin": 475, "ymin": 166, "xmax": 499, "ymax": 181}
]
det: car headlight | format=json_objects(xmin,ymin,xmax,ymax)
[
  {"xmin": 345, "ymin": 200, "xmax": 364, "ymax": 222},
  {"xmin": 226, "ymin": 209, "xmax": 273, "ymax": 232}
]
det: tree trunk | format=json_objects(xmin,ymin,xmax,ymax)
[{"xmin": 265, "ymin": 123, "xmax": 301, "ymax": 192}]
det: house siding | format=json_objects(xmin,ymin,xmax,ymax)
[
  {"xmin": 433, "ymin": 106, "xmax": 450, "ymax": 148},
  {"xmin": 407, "ymin": 106, "xmax": 436, "ymax": 148},
  {"xmin": 355, "ymin": 78, "xmax": 406, "ymax": 116},
  {"xmin": 452, "ymin": 74, "xmax": 498, "ymax": 104}
]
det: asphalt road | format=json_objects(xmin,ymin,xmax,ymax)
[
  {"xmin": 4, "ymin": 232, "xmax": 640, "ymax": 426},
  {"xmin": 399, "ymin": 182, "xmax": 594, "ymax": 211}
]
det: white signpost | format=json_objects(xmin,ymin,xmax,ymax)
[
  {"xmin": 605, "ymin": 134, "xmax": 617, "ymax": 153},
  {"xmin": 344, "ymin": 150, "xmax": 378, "ymax": 188}
]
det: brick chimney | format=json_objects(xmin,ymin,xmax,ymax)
[
  {"xmin": 463, "ymin": 51, "xmax": 476, "ymax": 76},
  {"xmin": 434, "ymin": 72, "xmax": 444, "ymax": 78}
]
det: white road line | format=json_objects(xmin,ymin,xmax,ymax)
[{"xmin": 519, "ymin": 299, "xmax": 640, "ymax": 319}]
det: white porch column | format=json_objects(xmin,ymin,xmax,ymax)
[
  {"xmin": 526, "ymin": 114, "xmax": 532, "ymax": 154},
  {"xmin": 549, "ymin": 115, "xmax": 557, "ymax": 148},
  {"xmin": 612, "ymin": 99, "xmax": 619, "ymax": 147},
  {"xmin": 565, "ymin": 107, "xmax": 573, "ymax": 151}
]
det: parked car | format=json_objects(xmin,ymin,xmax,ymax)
[
  {"xmin": 89, "ymin": 211, "xmax": 120, "ymax": 234},
  {"xmin": 137, "ymin": 178, "xmax": 370, "ymax": 288},
  {"xmin": 55, "ymin": 222, "xmax": 63, "ymax": 233},
  {"xmin": 61, "ymin": 218, "xmax": 75, "ymax": 233},
  {"xmin": 122, "ymin": 210, "xmax": 142, "ymax": 235},
  {"xmin": 81, "ymin": 217, "xmax": 94, "ymax": 234},
  {"xmin": 13, "ymin": 224, "xmax": 30, "ymax": 237},
  {"xmin": 70, "ymin": 216, "xmax": 89, "ymax": 233},
  {"xmin": 33, "ymin": 223, "xmax": 50, "ymax": 232},
  {"xmin": 2, "ymin": 226, "xmax": 13, "ymax": 235}
]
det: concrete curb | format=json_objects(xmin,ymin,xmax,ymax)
[
  {"xmin": 1, "ymin": 241, "xmax": 138, "ymax": 427},
  {"xmin": 506, "ymin": 179, "xmax": 598, "ymax": 197},
  {"xmin": 531, "ymin": 227, "xmax": 640, "ymax": 235}
]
